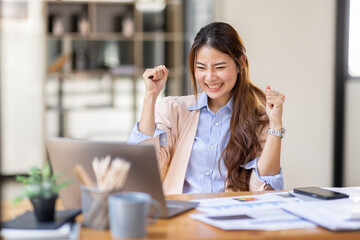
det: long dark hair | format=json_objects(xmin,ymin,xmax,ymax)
[{"xmin": 188, "ymin": 22, "xmax": 269, "ymax": 191}]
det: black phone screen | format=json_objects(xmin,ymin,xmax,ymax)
[{"xmin": 293, "ymin": 187, "xmax": 349, "ymax": 200}]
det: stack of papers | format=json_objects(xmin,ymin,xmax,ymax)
[
  {"xmin": 283, "ymin": 199, "xmax": 360, "ymax": 231},
  {"xmin": 190, "ymin": 192, "xmax": 316, "ymax": 230},
  {"xmin": 190, "ymin": 187, "xmax": 360, "ymax": 231},
  {"xmin": 1, "ymin": 209, "xmax": 81, "ymax": 240},
  {"xmin": 1, "ymin": 223, "xmax": 80, "ymax": 240},
  {"xmin": 191, "ymin": 208, "xmax": 316, "ymax": 230}
]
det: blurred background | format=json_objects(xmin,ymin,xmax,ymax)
[{"xmin": 0, "ymin": 0, "xmax": 359, "ymax": 200}]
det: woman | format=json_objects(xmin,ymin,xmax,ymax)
[{"xmin": 128, "ymin": 22, "xmax": 285, "ymax": 194}]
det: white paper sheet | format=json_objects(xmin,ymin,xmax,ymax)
[
  {"xmin": 192, "ymin": 192, "xmax": 303, "ymax": 214},
  {"xmin": 190, "ymin": 192, "xmax": 316, "ymax": 230},
  {"xmin": 0, "ymin": 222, "xmax": 78, "ymax": 240},
  {"xmin": 191, "ymin": 207, "xmax": 316, "ymax": 230},
  {"xmin": 190, "ymin": 187, "xmax": 360, "ymax": 231},
  {"xmin": 283, "ymin": 199, "xmax": 360, "ymax": 231}
]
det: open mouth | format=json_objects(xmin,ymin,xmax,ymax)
[{"xmin": 206, "ymin": 83, "xmax": 223, "ymax": 90}]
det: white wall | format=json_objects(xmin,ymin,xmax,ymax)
[
  {"xmin": 215, "ymin": 0, "xmax": 336, "ymax": 189},
  {"xmin": 1, "ymin": 0, "xmax": 45, "ymax": 174},
  {"xmin": 345, "ymin": 81, "xmax": 360, "ymax": 186}
]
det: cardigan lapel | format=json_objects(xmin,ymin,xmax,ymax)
[{"xmin": 162, "ymin": 109, "xmax": 200, "ymax": 194}]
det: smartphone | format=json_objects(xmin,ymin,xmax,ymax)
[{"xmin": 293, "ymin": 187, "xmax": 349, "ymax": 200}]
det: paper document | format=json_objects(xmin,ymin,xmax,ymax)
[
  {"xmin": 192, "ymin": 192, "xmax": 303, "ymax": 214},
  {"xmin": 283, "ymin": 199, "xmax": 360, "ymax": 231},
  {"xmin": 191, "ymin": 208, "xmax": 316, "ymax": 230},
  {"xmin": 190, "ymin": 187, "xmax": 360, "ymax": 231},
  {"xmin": 190, "ymin": 192, "xmax": 316, "ymax": 230},
  {"xmin": 0, "ymin": 222, "xmax": 79, "ymax": 240}
]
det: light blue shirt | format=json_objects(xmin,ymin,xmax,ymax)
[
  {"xmin": 183, "ymin": 92, "xmax": 231, "ymax": 193},
  {"xmin": 128, "ymin": 92, "xmax": 284, "ymax": 193}
]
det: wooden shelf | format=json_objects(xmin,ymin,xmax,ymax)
[
  {"xmin": 46, "ymin": 105, "xmax": 133, "ymax": 111},
  {"xmin": 47, "ymin": 33, "xmax": 135, "ymax": 41},
  {"xmin": 44, "ymin": 0, "xmax": 184, "ymax": 139},
  {"xmin": 47, "ymin": 32, "xmax": 183, "ymax": 41}
]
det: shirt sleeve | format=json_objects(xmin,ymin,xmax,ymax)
[
  {"xmin": 244, "ymin": 157, "xmax": 284, "ymax": 190},
  {"xmin": 127, "ymin": 122, "xmax": 168, "ymax": 146}
]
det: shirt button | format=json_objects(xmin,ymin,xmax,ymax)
[
  {"xmin": 210, "ymin": 145, "xmax": 215, "ymax": 149},
  {"xmin": 215, "ymin": 122, "xmax": 219, "ymax": 126},
  {"xmin": 205, "ymin": 171, "xmax": 210, "ymax": 176},
  {"xmin": 162, "ymin": 138, "xmax": 166, "ymax": 142}
]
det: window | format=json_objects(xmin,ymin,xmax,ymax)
[{"xmin": 348, "ymin": 0, "xmax": 360, "ymax": 76}]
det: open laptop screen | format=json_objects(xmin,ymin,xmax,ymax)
[{"xmin": 46, "ymin": 138, "xmax": 168, "ymax": 215}]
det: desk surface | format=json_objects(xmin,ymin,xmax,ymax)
[{"xmin": 2, "ymin": 191, "xmax": 360, "ymax": 240}]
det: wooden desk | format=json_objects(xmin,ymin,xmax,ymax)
[{"xmin": 2, "ymin": 191, "xmax": 360, "ymax": 239}]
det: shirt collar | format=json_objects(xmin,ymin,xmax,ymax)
[
  {"xmin": 187, "ymin": 92, "xmax": 208, "ymax": 111},
  {"xmin": 226, "ymin": 96, "xmax": 234, "ymax": 111},
  {"xmin": 187, "ymin": 92, "xmax": 234, "ymax": 111}
]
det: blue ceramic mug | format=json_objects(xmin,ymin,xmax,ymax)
[{"xmin": 108, "ymin": 192, "xmax": 160, "ymax": 239}]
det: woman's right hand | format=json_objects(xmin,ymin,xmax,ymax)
[{"xmin": 143, "ymin": 65, "xmax": 169, "ymax": 97}]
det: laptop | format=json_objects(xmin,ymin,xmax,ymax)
[{"xmin": 45, "ymin": 138, "xmax": 198, "ymax": 218}]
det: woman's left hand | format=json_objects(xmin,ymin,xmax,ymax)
[{"xmin": 265, "ymin": 85, "xmax": 285, "ymax": 130}]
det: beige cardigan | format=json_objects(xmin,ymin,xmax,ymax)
[{"xmin": 142, "ymin": 95, "xmax": 273, "ymax": 194}]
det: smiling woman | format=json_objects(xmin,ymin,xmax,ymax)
[
  {"xmin": 128, "ymin": 22, "xmax": 286, "ymax": 194},
  {"xmin": 193, "ymin": 46, "xmax": 239, "ymax": 112}
]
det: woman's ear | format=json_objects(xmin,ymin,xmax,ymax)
[
  {"xmin": 238, "ymin": 55, "xmax": 247, "ymax": 73},
  {"xmin": 240, "ymin": 55, "xmax": 247, "ymax": 65}
]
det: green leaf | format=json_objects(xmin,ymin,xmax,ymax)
[
  {"xmin": 13, "ymin": 163, "xmax": 71, "ymax": 203},
  {"xmin": 15, "ymin": 175, "xmax": 30, "ymax": 184},
  {"xmin": 42, "ymin": 162, "xmax": 51, "ymax": 180},
  {"xmin": 13, "ymin": 194, "xmax": 25, "ymax": 204}
]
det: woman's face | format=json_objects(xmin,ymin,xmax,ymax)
[{"xmin": 195, "ymin": 46, "xmax": 239, "ymax": 111}]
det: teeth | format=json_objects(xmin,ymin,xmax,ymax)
[{"xmin": 207, "ymin": 83, "xmax": 222, "ymax": 89}]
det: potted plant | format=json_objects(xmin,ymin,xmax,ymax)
[{"xmin": 14, "ymin": 162, "xmax": 70, "ymax": 222}]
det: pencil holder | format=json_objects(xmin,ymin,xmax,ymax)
[{"xmin": 80, "ymin": 186, "xmax": 121, "ymax": 230}]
